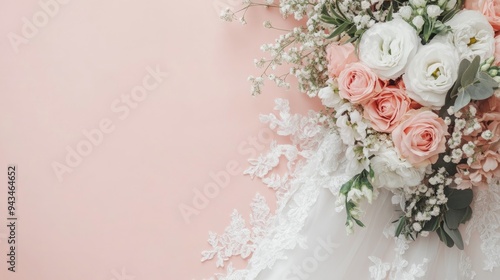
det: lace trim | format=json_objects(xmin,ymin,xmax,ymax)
[
  {"xmin": 202, "ymin": 99, "xmax": 500, "ymax": 279},
  {"xmin": 368, "ymin": 237, "xmax": 428, "ymax": 280},
  {"xmin": 201, "ymin": 99, "xmax": 328, "ymax": 279},
  {"xmin": 464, "ymin": 181, "xmax": 500, "ymax": 271}
]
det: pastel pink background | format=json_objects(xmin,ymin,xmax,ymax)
[{"xmin": 0, "ymin": 1, "xmax": 318, "ymax": 279}]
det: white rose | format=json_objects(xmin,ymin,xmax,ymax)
[
  {"xmin": 433, "ymin": 10, "xmax": 494, "ymax": 62},
  {"xmin": 359, "ymin": 19, "xmax": 420, "ymax": 80},
  {"xmin": 371, "ymin": 145, "xmax": 425, "ymax": 190},
  {"xmin": 403, "ymin": 42, "xmax": 459, "ymax": 108},
  {"xmin": 426, "ymin": 5, "xmax": 442, "ymax": 18}
]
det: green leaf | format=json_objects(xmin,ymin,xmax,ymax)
[
  {"xmin": 343, "ymin": 36, "xmax": 357, "ymax": 45},
  {"xmin": 461, "ymin": 56, "xmax": 480, "ymax": 86},
  {"xmin": 461, "ymin": 206, "xmax": 473, "ymax": 224},
  {"xmin": 387, "ymin": 2, "xmax": 393, "ymax": 21},
  {"xmin": 395, "ymin": 216, "xmax": 406, "ymax": 237},
  {"xmin": 466, "ymin": 81, "xmax": 494, "ymax": 100},
  {"xmin": 478, "ymin": 71, "xmax": 499, "ymax": 88},
  {"xmin": 447, "ymin": 188, "xmax": 473, "ymax": 209},
  {"xmin": 443, "ymin": 222, "xmax": 464, "ymax": 250},
  {"xmin": 353, "ymin": 218, "xmax": 365, "ymax": 227},
  {"xmin": 327, "ymin": 22, "xmax": 350, "ymax": 39},
  {"xmin": 445, "ymin": 208, "xmax": 467, "ymax": 230},
  {"xmin": 454, "ymin": 89, "xmax": 471, "ymax": 111},
  {"xmin": 437, "ymin": 226, "xmax": 454, "ymax": 247},
  {"xmin": 441, "ymin": 9, "xmax": 460, "ymax": 22},
  {"xmin": 422, "ymin": 216, "xmax": 440, "ymax": 232}
]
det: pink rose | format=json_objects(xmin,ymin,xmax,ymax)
[
  {"xmin": 338, "ymin": 62, "xmax": 382, "ymax": 104},
  {"xmin": 392, "ymin": 110, "xmax": 449, "ymax": 166},
  {"xmin": 466, "ymin": 0, "xmax": 500, "ymax": 31},
  {"xmin": 364, "ymin": 86, "xmax": 412, "ymax": 133},
  {"xmin": 326, "ymin": 43, "xmax": 359, "ymax": 78},
  {"xmin": 495, "ymin": 35, "xmax": 500, "ymax": 65}
]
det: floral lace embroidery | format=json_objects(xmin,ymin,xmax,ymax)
[
  {"xmin": 201, "ymin": 99, "xmax": 500, "ymax": 279},
  {"xmin": 464, "ymin": 181, "xmax": 500, "ymax": 271}
]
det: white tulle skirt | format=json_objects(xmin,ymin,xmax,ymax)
[{"xmin": 248, "ymin": 131, "xmax": 500, "ymax": 280}]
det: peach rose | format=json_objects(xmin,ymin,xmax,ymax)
[
  {"xmin": 466, "ymin": 0, "xmax": 500, "ymax": 31},
  {"xmin": 326, "ymin": 43, "xmax": 359, "ymax": 78},
  {"xmin": 338, "ymin": 62, "xmax": 383, "ymax": 104},
  {"xmin": 364, "ymin": 86, "xmax": 412, "ymax": 133},
  {"xmin": 392, "ymin": 110, "xmax": 449, "ymax": 166}
]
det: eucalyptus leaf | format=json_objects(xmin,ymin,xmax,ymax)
[
  {"xmin": 447, "ymin": 188, "xmax": 473, "ymax": 209},
  {"xmin": 461, "ymin": 206, "xmax": 473, "ymax": 224},
  {"xmin": 478, "ymin": 71, "xmax": 499, "ymax": 88},
  {"xmin": 454, "ymin": 89, "xmax": 471, "ymax": 111},
  {"xmin": 445, "ymin": 208, "xmax": 467, "ymax": 230},
  {"xmin": 466, "ymin": 81, "xmax": 494, "ymax": 100},
  {"xmin": 422, "ymin": 216, "xmax": 440, "ymax": 232},
  {"xmin": 448, "ymin": 59, "xmax": 471, "ymax": 100},
  {"xmin": 437, "ymin": 226, "xmax": 454, "ymax": 248},
  {"xmin": 461, "ymin": 56, "xmax": 480, "ymax": 86},
  {"xmin": 443, "ymin": 222, "xmax": 464, "ymax": 250}
]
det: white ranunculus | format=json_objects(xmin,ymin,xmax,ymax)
[
  {"xmin": 403, "ymin": 42, "xmax": 459, "ymax": 108},
  {"xmin": 358, "ymin": 18, "xmax": 420, "ymax": 80},
  {"xmin": 433, "ymin": 10, "xmax": 494, "ymax": 62},
  {"xmin": 371, "ymin": 145, "xmax": 425, "ymax": 190}
]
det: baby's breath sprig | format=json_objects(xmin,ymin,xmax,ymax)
[
  {"xmin": 394, "ymin": 168, "xmax": 473, "ymax": 249},
  {"xmin": 221, "ymin": 1, "xmax": 331, "ymax": 96},
  {"xmin": 219, "ymin": 1, "xmax": 279, "ymax": 24}
]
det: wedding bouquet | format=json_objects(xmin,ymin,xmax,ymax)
[{"xmin": 219, "ymin": 0, "xmax": 500, "ymax": 251}]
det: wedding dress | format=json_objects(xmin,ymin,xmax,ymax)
[{"xmin": 202, "ymin": 99, "xmax": 500, "ymax": 280}]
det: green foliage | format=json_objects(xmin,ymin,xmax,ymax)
[
  {"xmin": 340, "ymin": 167, "xmax": 375, "ymax": 231},
  {"xmin": 450, "ymin": 56, "xmax": 497, "ymax": 111},
  {"xmin": 395, "ymin": 186, "xmax": 473, "ymax": 250}
]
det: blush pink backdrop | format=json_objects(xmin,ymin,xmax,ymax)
[{"xmin": 0, "ymin": 1, "xmax": 320, "ymax": 279}]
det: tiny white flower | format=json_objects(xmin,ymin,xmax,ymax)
[
  {"xmin": 361, "ymin": 185, "xmax": 374, "ymax": 203},
  {"xmin": 347, "ymin": 188, "xmax": 364, "ymax": 202},
  {"xmin": 361, "ymin": 1, "xmax": 371, "ymax": 10},
  {"xmin": 413, "ymin": 222, "xmax": 422, "ymax": 232},
  {"xmin": 482, "ymin": 130, "xmax": 493, "ymax": 140}
]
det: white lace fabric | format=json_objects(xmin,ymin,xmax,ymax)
[{"xmin": 201, "ymin": 99, "xmax": 500, "ymax": 280}]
